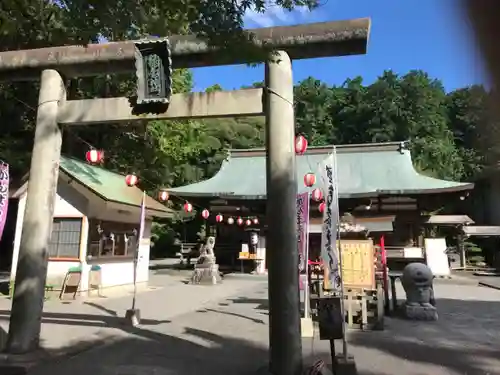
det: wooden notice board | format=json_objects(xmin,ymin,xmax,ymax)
[{"xmin": 340, "ymin": 240, "xmax": 375, "ymax": 289}]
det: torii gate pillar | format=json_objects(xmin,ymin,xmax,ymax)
[
  {"xmin": 265, "ymin": 51, "xmax": 302, "ymax": 375},
  {"xmin": 7, "ymin": 70, "xmax": 66, "ymax": 353},
  {"xmin": 0, "ymin": 18, "xmax": 370, "ymax": 375}
]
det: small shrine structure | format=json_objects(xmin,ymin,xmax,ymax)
[{"xmin": 168, "ymin": 141, "xmax": 474, "ymax": 271}]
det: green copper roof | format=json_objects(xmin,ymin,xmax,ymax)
[
  {"xmin": 168, "ymin": 142, "xmax": 474, "ymax": 199},
  {"xmin": 60, "ymin": 156, "xmax": 171, "ymax": 215}
]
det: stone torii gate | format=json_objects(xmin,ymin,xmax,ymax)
[{"xmin": 0, "ymin": 18, "xmax": 370, "ymax": 375}]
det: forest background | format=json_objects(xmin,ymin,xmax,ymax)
[{"xmin": 0, "ymin": 0, "xmax": 496, "ymax": 259}]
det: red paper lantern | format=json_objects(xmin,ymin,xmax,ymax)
[
  {"xmin": 216, "ymin": 214, "xmax": 223, "ymax": 223},
  {"xmin": 304, "ymin": 173, "xmax": 316, "ymax": 187},
  {"xmin": 253, "ymin": 217, "xmax": 259, "ymax": 225},
  {"xmin": 227, "ymin": 217, "xmax": 235, "ymax": 225},
  {"xmin": 184, "ymin": 202, "xmax": 193, "ymax": 213},
  {"xmin": 158, "ymin": 190, "xmax": 169, "ymax": 202},
  {"xmin": 311, "ymin": 188, "xmax": 323, "ymax": 202},
  {"xmin": 318, "ymin": 202, "xmax": 326, "ymax": 213},
  {"xmin": 237, "ymin": 217, "xmax": 244, "ymax": 226},
  {"xmin": 86, "ymin": 149, "xmax": 104, "ymax": 164},
  {"xmin": 201, "ymin": 209, "xmax": 209, "ymax": 219},
  {"xmin": 245, "ymin": 219, "xmax": 252, "ymax": 226},
  {"xmin": 295, "ymin": 135, "xmax": 308, "ymax": 155},
  {"xmin": 125, "ymin": 174, "xmax": 138, "ymax": 187}
]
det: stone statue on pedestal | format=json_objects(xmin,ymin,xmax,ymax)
[
  {"xmin": 190, "ymin": 236, "xmax": 222, "ymax": 285},
  {"xmin": 401, "ymin": 262, "xmax": 438, "ymax": 321}
]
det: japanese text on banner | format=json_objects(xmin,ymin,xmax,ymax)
[
  {"xmin": 319, "ymin": 154, "xmax": 341, "ymax": 290},
  {"xmin": 296, "ymin": 192, "xmax": 309, "ymax": 272}
]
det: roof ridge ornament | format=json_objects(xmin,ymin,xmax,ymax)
[{"xmin": 398, "ymin": 140, "xmax": 410, "ymax": 154}]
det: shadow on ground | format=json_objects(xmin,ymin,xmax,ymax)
[
  {"xmin": 349, "ymin": 298, "xmax": 500, "ymax": 375},
  {"xmin": 0, "ymin": 289, "xmax": 499, "ymax": 375},
  {"xmin": 29, "ymin": 327, "xmax": 270, "ymax": 375},
  {"xmin": 3, "ymin": 306, "xmax": 272, "ymax": 375},
  {"xmin": 0, "ymin": 305, "xmax": 172, "ymax": 373},
  {"xmin": 223, "ymin": 294, "xmax": 500, "ymax": 375}
]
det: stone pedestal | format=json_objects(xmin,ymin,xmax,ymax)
[
  {"xmin": 300, "ymin": 317, "xmax": 314, "ymax": 338},
  {"xmin": 191, "ymin": 262, "xmax": 221, "ymax": 285},
  {"xmin": 334, "ymin": 354, "xmax": 358, "ymax": 375},
  {"xmin": 404, "ymin": 304, "xmax": 438, "ymax": 321},
  {"xmin": 124, "ymin": 308, "xmax": 141, "ymax": 326}
]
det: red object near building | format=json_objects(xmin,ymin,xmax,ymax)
[
  {"xmin": 304, "ymin": 173, "xmax": 316, "ymax": 187},
  {"xmin": 184, "ymin": 202, "xmax": 193, "ymax": 213},
  {"xmin": 216, "ymin": 214, "xmax": 223, "ymax": 222},
  {"xmin": 318, "ymin": 202, "xmax": 326, "ymax": 213},
  {"xmin": 158, "ymin": 190, "xmax": 169, "ymax": 202},
  {"xmin": 295, "ymin": 135, "xmax": 308, "ymax": 155},
  {"xmin": 125, "ymin": 174, "xmax": 138, "ymax": 187},
  {"xmin": 86, "ymin": 149, "xmax": 104, "ymax": 164},
  {"xmin": 237, "ymin": 217, "xmax": 244, "ymax": 226},
  {"xmin": 311, "ymin": 188, "xmax": 323, "ymax": 202},
  {"xmin": 201, "ymin": 208, "xmax": 209, "ymax": 219}
]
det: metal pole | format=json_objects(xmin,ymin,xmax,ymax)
[
  {"xmin": 6, "ymin": 70, "xmax": 65, "ymax": 353},
  {"xmin": 265, "ymin": 50, "xmax": 302, "ymax": 375}
]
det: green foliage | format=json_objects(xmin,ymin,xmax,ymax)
[
  {"xmin": 0, "ymin": 1, "xmax": 493, "ymax": 256},
  {"xmin": 294, "ymin": 70, "xmax": 488, "ymax": 181}
]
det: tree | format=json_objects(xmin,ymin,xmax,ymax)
[
  {"xmin": 206, "ymin": 84, "xmax": 223, "ymax": 92},
  {"xmin": 294, "ymin": 77, "xmax": 335, "ymax": 145},
  {"xmin": 446, "ymin": 85, "xmax": 489, "ymax": 179},
  {"xmin": 0, "ymin": 0, "xmax": 320, "ymax": 181},
  {"xmin": 292, "ymin": 70, "xmax": 486, "ymax": 181}
]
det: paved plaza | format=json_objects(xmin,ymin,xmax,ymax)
[{"xmin": 0, "ymin": 268, "xmax": 499, "ymax": 375}]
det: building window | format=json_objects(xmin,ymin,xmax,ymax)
[
  {"xmin": 87, "ymin": 220, "xmax": 139, "ymax": 259},
  {"xmin": 48, "ymin": 218, "xmax": 82, "ymax": 259}
]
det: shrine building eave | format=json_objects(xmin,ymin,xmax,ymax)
[{"xmin": 168, "ymin": 142, "xmax": 474, "ymax": 200}]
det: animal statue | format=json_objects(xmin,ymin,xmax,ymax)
[
  {"xmin": 401, "ymin": 262, "xmax": 438, "ymax": 320},
  {"xmin": 191, "ymin": 236, "xmax": 221, "ymax": 285}
]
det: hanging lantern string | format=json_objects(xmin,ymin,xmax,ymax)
[
  {"xmin": 62, "ymin": 130, "xmax": 201, "ymax": 209},
  {"xmin": 65, "ymin": 129, "xmax": 98, "ymax": 150},
  {"xmin": 65, "ymin": 129, "xmax": 257, "ymax": 218},
  {"xmin": 125, "ymin": 173, "xmax": 260, "ymax": 218},
  {"xmin": 295, "ymin": 133, "xmax": 320, "ymax": 191}
]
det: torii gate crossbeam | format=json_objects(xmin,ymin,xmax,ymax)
[{"xmin": 0, "ymin": 18, "xmax": 370, "ymax": 375}]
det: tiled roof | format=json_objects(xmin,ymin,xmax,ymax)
[
  {"xmin": 168, "ymin": 142, "xmax": 474, "ymax": 199},
  {"xmin": 60, "ymin": 156, "xmax": 171, "ymax": 215}
]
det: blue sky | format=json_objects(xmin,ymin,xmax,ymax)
[{"xmin": 191, "ymin": 0, "xmax": 488, "ymax": 93}]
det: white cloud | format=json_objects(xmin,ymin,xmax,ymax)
[{"xmin": 243, "ymin": 2, "xmax": 312, "ymax": 28}]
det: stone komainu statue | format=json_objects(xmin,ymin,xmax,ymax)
[
  {"xmin": 401, "ymin": 262, "xmax": 438, "ymax": 321},
  {"xmin": 191, "ymin": 236, "xmax": 221, "ymax": 285}
]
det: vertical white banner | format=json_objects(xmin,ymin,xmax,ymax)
[{"xmin": 319, "ymin": 150, "xmax": 341, "ymax": 290}]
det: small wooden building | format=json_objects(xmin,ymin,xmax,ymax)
[
  {"xmin": 168, "ymin": 141, "xmax": 474, "ymax": 269},
  {"xmin": 1, "ymin": 156, "xmax": 171, "ymax": 296}
]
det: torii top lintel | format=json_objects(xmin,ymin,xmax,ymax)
[{"xmin": 0, "ymin": 18, "xmax": 370, "ymax": 81}]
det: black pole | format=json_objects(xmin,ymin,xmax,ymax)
[{"xmin": 330, "ymin": 339, "xmax": 338, "ymax": 374}]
